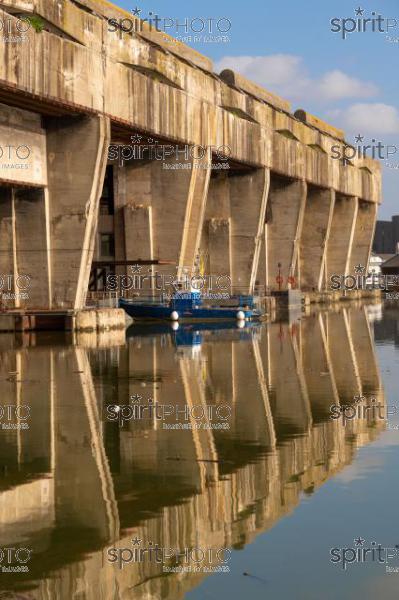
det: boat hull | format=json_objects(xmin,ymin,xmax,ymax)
[{"xmin": 119, "ymin": 299, "xmax": 261, "ymax": 322}]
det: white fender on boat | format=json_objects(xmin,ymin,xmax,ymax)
[
  {"xmin": 170, "ymin": 311, "xmax": 179, "ymax": 321},
  {"xmin": 236, "ymin": 310, "xmax": 245, "ymax": 320}
]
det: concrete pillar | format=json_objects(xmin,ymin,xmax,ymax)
[
  {"xmin": 207, "ymin": 218, "xmax": 231, "ymax": 283},
  {"xmin": 152, "ymin": 151, "xmax": 210, "ymax": 275},
  {"xmin": 121, "ymin": 150, "xmax": 211, "ymax": 285},
  {"xmin": 123, "ymin": 203, "xmax": 153, "ymax": 294},
  {"xmin": 266, "ymin": 178, "xmax": 306, "ymax": 291},
  {"xmin": 14, "ymin": 187, "xmax": 51, "ymax": 309},
  {"xmin": 46, "ymin": 115, "xmax": 110, "ymax": 309},
  {"xmin": 205, "ymin": 172, "xmax": 230, "ymax": 218},
  {"xmin": 0, "ymin": 188, "xmax": 17, "ymax": 308},
  {"xmin": 229, "ymin": 167, "xmax": 270, "ymax": 294},
  {"xmin": 0, "ymin": 187, "xmax": 50, "ymax": 310},
  {"xmin": 178, "ymin": 150, "xmax": 212, "ymax": 276},
  {"xmin": 113, "ymin": 163, "xmax": 131, "ymax": 279},
  {"xmin": 112, "ymin": 162, "xmax": 153, "ymax": 291},
  {"xmin": 300, "ymin": 187, "xmax": 335, "ymax": 291},
  {"xmin": 202, "ymin": 172, "xmax": 232, "ymax": 286},
  {"xmin": 255, "ymin": 225, "xmax": 267, "ymax": 290},
  {"xmin": 124, "ymin": 204, "xmax": 153, "ymax": 265},
  {"xmin": 326, "ymin": 195, "xmax": 358, "ymax": 283},
  {"xmin": 349, "ymin": 201, "xmax": 378, "ymax": 272}
]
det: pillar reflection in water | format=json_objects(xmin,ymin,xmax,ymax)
[{"xmin": 0, "ymin": 307, "xmax": 385, "ymax": 599}]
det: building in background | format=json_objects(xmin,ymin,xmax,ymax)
[
  {"xmin": 380, "ymin": 254, "xmax": 399, "ymax": 277},
  {"xmin": 373, "ymin": 216, "xmax": 399, "ymax": 254}
]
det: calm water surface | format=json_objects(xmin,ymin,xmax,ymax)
[{"xmin": 0, "ymin": 303, "xmax": 398, "ymax": 600}]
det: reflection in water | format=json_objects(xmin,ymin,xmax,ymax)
[{"xmin": 0, "ymin": 306, "xmax": 385, "ymax": 599}]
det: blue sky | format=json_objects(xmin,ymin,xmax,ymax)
[{"xmin": 113, "ymin": 0, "xmax": 398, "ymax": 218}]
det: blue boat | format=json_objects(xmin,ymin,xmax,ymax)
[{"xmin": 119, "ymin": 291, "xmax": 263, "ymax": 322}]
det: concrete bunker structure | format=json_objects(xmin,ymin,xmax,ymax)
[{"xmin": 0, "ymin": 0, "xmax": 381, "ymax": 321}]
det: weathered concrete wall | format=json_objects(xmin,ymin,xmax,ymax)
[
  {"xmin": 349, "ymin": 201, "xmax": 378, "ymax": 272},
  {"xmin": 265, "ymin": 178, "xmax": 307, "ymax": 291},
  {"xmin": 0, "ymin": 0, "xmax": 382, "ymax": 307},
  {"xmin": 300, "ymin": 187, "xmax": 335, "ymax": 291},
  {"xmin": 46, "ymin": 115, "xmax": 110, "ymax": 308},
  {"xmin": 0, "ymin": 103, "xmax": 47, "ymax": 186},
  {"xmin": 0, "ymin": 1, "xmax": 381, "ymax": 197},
  {"xmin": 326, "ymin": 195, "xmax": 358, "ymax": 282},
  {"xmin": 14, "ymin": 187, "xmax": 51, "ymax": 308},
  {"xmin": 230, "ymin": 168, "xmax": 270, "ymax": 293}
]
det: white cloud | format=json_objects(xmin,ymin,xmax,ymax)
[
  {"xmin": 316, "ymin": 70, "xmax": 378, "ymax": 101},
  {"xmin": 327, "ymin": 103, "xmax": 399, "ymax": 135},
  {"xmin": 215, "ymin": 54, "xmax": 378, "ymax": 103}
]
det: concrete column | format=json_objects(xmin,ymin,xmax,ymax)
[
  {"xmin": 300, "ymin": 187, "xmax": 335, "ymax": 291},
  {"xmin": 349, "ymin": 201, "xmax": 378, "ymax": 272},
  {"xmin": 14, "ymin": 187, "xmax": 51, "ymax": 309},
  {"xmin": 207, "ymin": 218, "xmax": 231, "ymax": 283},
  {"xmin": 121, "ymin": 150, "xmax": 211, "ymax": 284},
  {"xmin": 255, "ymin": 225, "xmax": 267, "ymax": 290},
  {"xmin": 46, "ymin": 115, "xmax": 110, "ymax": 309},
  {"xmin": 113, "ymin": 162, "xmax": 153, "ymax": 292},
  {"xmin": 113, "ymin": 164, "xmax": 130, "ymax": 279},
  {"xmin": 326, "ymin": 195, "xmax": 358, "ymax": 283},
  {"xmin": 0, "ymin": 186, "xmax": 50, "ymax": 310},
  {"xmin": 151, "ymin": 152, "xmax": 210, "ymax": 276},
  {"xmin": 178, "ymin": 150, "xmax": 212, "ymax": 276},
  {"xmin": 229, "ymin": 168, "xmax": 270, "ymax": 294},
  {"xmin": 124, "ymin": 205, "xmax": 153, "ymax": 264},
  {"xmin": 0, "ymin": 188, "xmax": 17, "ymax": 308},
  {"xmin": 123, "ymin": 203, "xmax": 153, "ymax": 294},
  {"xmin": 266, "ymin": 178, "xmax": 306, "ymax": 291},
  {"xmin": 201, "ymin": 172, "xmax": 232, "ymax": 285}
]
